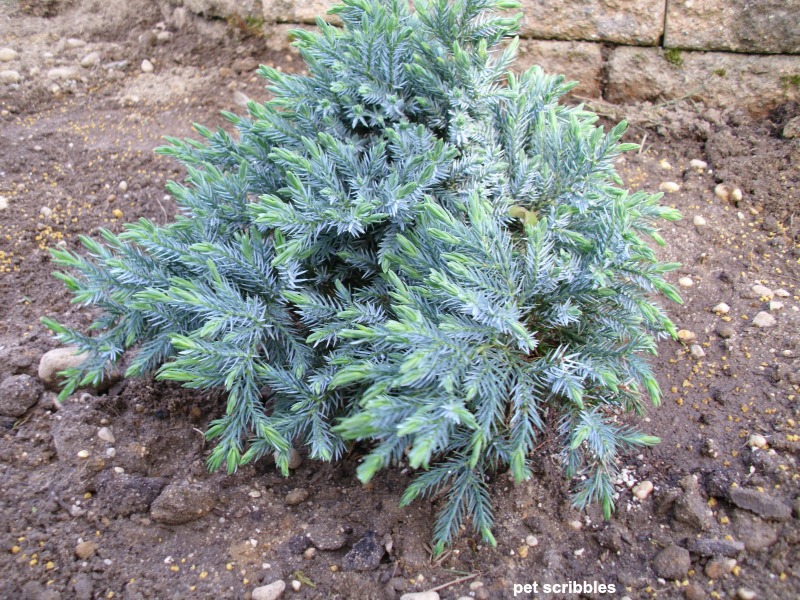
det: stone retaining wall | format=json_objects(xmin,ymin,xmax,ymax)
[{"xmin": 179, "ymin": 0, "xmax": 800, "ymax": 112}]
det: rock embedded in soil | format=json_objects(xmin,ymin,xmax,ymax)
[
  {"xmin": 716, "ymin": 324, "xmax": 735, "ymax": 339},
  {"xmin": 693, "ymin": 215, "xmax": 707, "ymax": 226},
  {"xmin": 712, "ymin": 302, "xmax": 730, "ymax": 315},
  {"xmin": 747, "ymin": 434, "xmax": 767, "ymax": 449},
  {"xmin": 47, "ymin": 66, "xmax": 81, "ymax": 81},
  {"xmin": 80, "ymin": 52, "xmax": 100, "ymax": 68},
  {"xmin": 96, "ymin": 471, "xmax": 168, "ymax": 517},
  {"xmin": 690, "ymin": 344, "xmax": 705, "ymax": 358},
  {"xmin": 751, "ymin": 284, "xmax": 774, "ymax": 299},
  {"xmin": 728, "ymin": 486, "xmax": 791, "ymax": 520},
  {"xmin": 659, "ymin": 181, "xmax": 681, "ymax": 193},
  {"xmin": 0, "ymin": 374, "xmax": 44, "ymax": 417},
  {"xmin": 632, "ymin": 480, "xmax": 654, "ymax": 500},
  {"xmin": 678, "ymin": 276, "xmax": 694, "ymax": 288},
  {"xmin": 252, "ymin": 580, "xmax": 286, "ymax": 600},
  {"xmin": 653, "ymin": 544, "xmax": 691, "ymax": 580},
  {"xmin": 74, "ymin": 540, "xmax": 98, "ymax": 559},
  {"xmin": 308, "ymin": 523, "xmax": 347, "ymax": 550},
  {"xmin": 284, "ymin": 488, "xmax": 309, "ymax": 506},
  {"xmin": 684, "ymin": 582, "xmax": 706, "ymax": 600},
  {"xmin": 288, "ymin": 448, "xmax": 302, "ymax": 469},
  {"xmin": 673, "ymin": 475, "xmax": 714, "ymax": 530},
  {"xmin": 343, "ymin": 531, "xmax": 385, "ymax": 571},
  {"xmin": 400, "ymin": 592, "xmax": 440, "ymax": 600},
  {"xmin": 689, "ymin": 159, "xmax": 708, "ymax": 170},
  {"xmin": 150, "ymin": 481, "xmax": 216, "ymax": 524},
  {"xmin": 141, "ymin": 59, "xmax": 154, "ymax": 73},
  {"xmin": 687, "ymin": 538, "xmax": 745, "ymax": 557},
  {"xmin": 751, "ymin": 312, "xmax": 776, "ymax": 328},
  {"xmin": 0, "ymin": 70, "xmax": 21, "ymax": 84},
  {"xmin": 677, "ymin": 329, "xmax": 697, "ymax": 343},
  {"xmin": 97, "ymin": 426, "xmax": 115, "ymax": 443},
  {"xmin": 0, "ymin": 47, "xmax": 18, "ymax": 62},
  {"xmin": 38, "ymin": 347, "xmax": 88, "ymax": 386},
  {"xmin": 733, "ymin": 512, "xmax": 778, "ymax": 552},
  {"xmin": 705, "ymin": 557, "xmax": 736, "ymax": 579}
]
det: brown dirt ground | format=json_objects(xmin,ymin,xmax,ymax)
[{"xmin": 1, "ymin": 2, "xmax": 799, "ymax": 599}]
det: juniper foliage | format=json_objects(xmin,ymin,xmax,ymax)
[{"xmin": 44, "ymin": 0, "xmax": 681, "ymax": 551}]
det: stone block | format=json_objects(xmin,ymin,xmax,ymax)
[
  {"xmin": 606, "ymin": 46, "xmax": 800, "ymax": 114},
  {"xmin": 514, "ymin": 40, "xmax": 603, "ymax": 98},
  {"xmin": 665, "ymin": 0, "xmax": 800, "ymax": 54},
  {"xmin": 517, "ymin": 0, "xmax": 665, "ymax": 45}
]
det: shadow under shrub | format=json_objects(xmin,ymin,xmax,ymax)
[{"xmin": 44, "ymin": 0, "xmax": 681, "ymax": 552}]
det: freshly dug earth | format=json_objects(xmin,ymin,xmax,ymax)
[{"xmin": 1, "ymin": 3, "xmax": 799, "ymax": 599}]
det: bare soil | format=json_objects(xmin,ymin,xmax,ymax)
[{"xmin": 1, "ymin": 2, "xmax": 799, "ymax": 599}]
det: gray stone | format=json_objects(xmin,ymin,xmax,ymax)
[
  {"xmin": 653, "ymin": 544, "xmax": 691, "ymax": 580},
  {"xmin": 0, "ymin": 374, "xmax": 43, "ymax": 417},
  {"xmin": 308, "ymin": 523, "xmax": 347, "ymax": 550},
  {"xmin": 732, "ymin": 512, "xmax": 778, "ymax": 552},
  {"xmin": 80, "ymin": 52, "xmax": 101, "ymax": 68},
  {"xmin": 46, "ymin": 67, "xmax": 81, "ymax": 81},
  {"xmin": 0, "ymin": 70, "xmax": 21, "ymax": 84},
  {"xmin": 96, "ymin": 471, "xmax": 167, "ymax": 517},
  {"xmin": 343, "ymin": 531, "xmax": 385, "ymax": 571},
  {"xmin": 514, "ymin": 40, "xmax": 603, "ymax": 98},
  {"xmin": 687, "ymin": 538, "xmax": 745, "ymax": 557},
  {"xmin": 673, "ymin": 476, "xmax": 714, "ymax": 530},
  {"xmin": 251, "ymin": 580, "xmax": 286, "ymax": 600},
  {"xmin": 606, "ymin": 47, "xmax": 800, "ymax": 115},
  {"xmin": 72, "ymin": 574, "xmax": 94, "ymax": 600},
  {"xmin": 751, "ymin": 311, "xmax": 776, "ymax": 328},
  {"xmin": 150, "ymin": 482, "xmax": 216, "ymax": 524},
  {"xmin": 716, "ymin": 324, "xmax": 736, "ymax": 339},
  {"xmin": 729, "ymin": 486, "xmax": 792, "ymax": 521},
  {"xmin": 665, "ymin": 0, "xmax": 800, "ymax": 54},
  {"xmin": 516, "ymin": 0, "xmax": 665, "ymax": 45}
]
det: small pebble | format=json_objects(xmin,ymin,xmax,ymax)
[
  {"xmin": 751, "ymin": 284, "xmax": 774, "ymax": 299},
  {"xmin": 659, "ymin": 181, "xmax": 680, "ymax": 193},
  {"xmin": 632, "ymin": 480, "xmax": 654, "ymax": 500},
  {"xmin": 303, "ymin": 547, "xmax": 316, "ymax": 559},
  {"xmin": 690, "ymin": 344, "xmax": 705, "ymax": 358},
  {"xmin": 774, "ymin": 289, "xmax": 790, "ymax": 298},
  {"xmin": 678, "ymin": 276, "xmax": 694, "ymax": 288},
  {"xmin": 40, "ymin": 206, "xmax": 52, "ymax": 218},
  {"xmin": 712, "ymin": 302, "xmax": 730, "ymax": 315},
  {"xmin": 118, "ymin": 180, "xmax": 128, "ymax": 192},
  {"xmin": 716, "ymin": 324, "xmax": 735, "ymax": 339},
  {"xmin": 288, "ymin": 448, "xmax": 302, "ymax": 469},
  {"xmin": 693, "ymin": 215, "xmax": 707, "ymax": 226},
  {"xmin": 567, "ymin": 519, "xmax": 583, "ymax": 531},
  {"xmin": 0, "ymin": 47, "xmax": 18, "ymax": 62},
  {"xmin": 74, "ymin": 541, "xmax": 97, "ymax": 559},
  {"xmin": 285, "ymin": 488, "xmax": 309, "ymax": 506},
  {"xmin": 97, "ymin": 427, "xmax": 115, "ymax": 443},
  {"xmin": 251, "ymin": 580, "xmax": 285, "ymax": 600},
  {"xmin": 689, "ymin": 159, "xmax": 707, "ymax": 170},
  {"xmin": 113, "ymin": 466, "xmax": 125, "ymax": 474},
  {"xmin": 748, "ymin": 434, "xmax": 768, "ymax": 449},
  {"xmin": 731, "ymin": 188, "xmax": 743, "ymax": 202},
  {"xmin": 769, "ymin": 301, "xmax": 783, "ymax": 311},
  {"xmin": 105, "ymin": 447, "xmax": 116, "ymax": 458},
  {"xmin": 291, "ymin": 580, "xmax": 301, "ymax": 591},
  {"xmin": 0, "ymin": 196, "xmax": 7, "ymax": 210},
  {"xmin": 112, "ymin": 208, "xmax": 123, "ymax": 219},
  {"xmin": 752, "ymin": 311, "xmax": 776, "ymax": 328},
  {"xmin": 80, "ymin": 52, "xmax": 100, "ymax": 68},
  {"xmin": 399, "ymin": 592, "xmax": 440, "ymax": 600},
  {"xmin": 77, "ymin": 450, "xmax": 90, "ymax": 459},
  {"xmin": 659, "ymin": 158, "xmax": 672, "ymax": 170},
  {"xmin": 525, "ymin": 535, "xmax": 538, "ymax": 547},
  {"xmin": 677, "ymin": 329, "xmax": 696, "ymax": 342},
  {"xmin": 0, "ymin": 70, "xmax": 22, "ymax": 84},
  {"xmin": 714, "ymin": 184, "xmax": 731, "ymax": 202},
  {"xmin": 736, "ymin": 588, "xmax": 756, "ymax": 600},
  {"xmin": 141, "ymin": 59, "xmax": 154, "ymax": 73}
]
